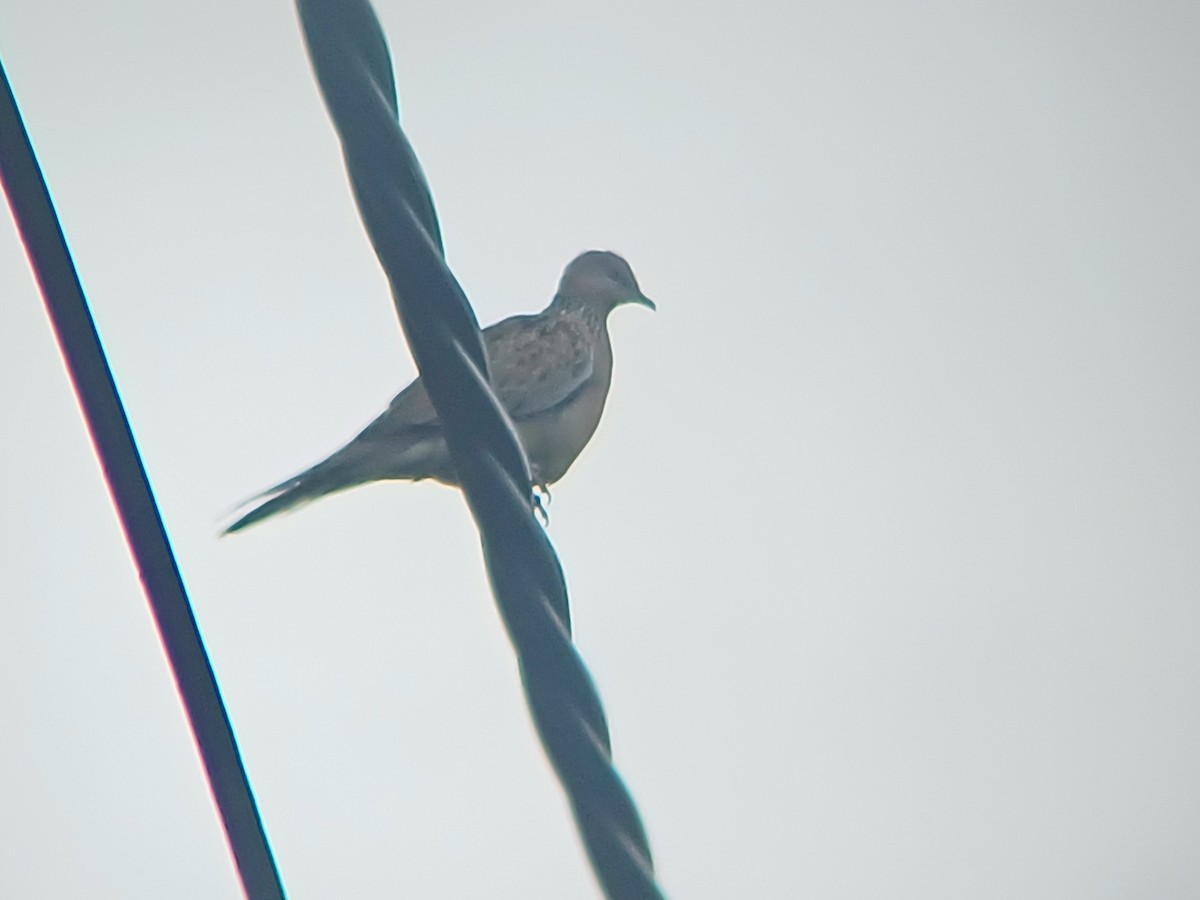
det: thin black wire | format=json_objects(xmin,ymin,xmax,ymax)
[
  {"xmin": 293, "ymin": 2, "xmax": 665, "ymax": 897},
  {"xmin": 0, "ymin": 57, "xmax": 285, "ymax": 900}
]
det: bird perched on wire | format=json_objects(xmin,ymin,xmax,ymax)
[{"xmin": 224, "ymin": 250, "xmax": 654, "ymax": 533}]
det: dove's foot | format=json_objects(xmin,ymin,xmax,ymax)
[{"xmin": 532, "ymin": 481, "xmax": 552, "ymax": 526}]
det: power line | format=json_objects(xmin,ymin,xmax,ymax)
[
  {"xmin": 294, "ymin": 2, "xmax": 665, "ymax": 896},
  {"xmin": 0, "ymin": 55, "xmax": 285, "ymax": 900}
]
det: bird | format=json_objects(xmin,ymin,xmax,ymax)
[{"xmin": 224, "ymin": 250, "xmax": 654, "ymax": 533}]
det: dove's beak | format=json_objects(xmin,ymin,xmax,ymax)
[{"xmin": 634, "ymin": 293, "xmax": 656, "ymax": 311}]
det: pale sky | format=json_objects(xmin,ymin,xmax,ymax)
[{"xmin": 3, "ymin": 1, "xmax": 1199, "ymax": 897}]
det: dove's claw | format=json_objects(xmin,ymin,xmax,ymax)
[
  {"xmin": 532, "ymin": 489, "xmax": 550, "ymax": 526},
  {"xmin": 532, "ymin": 480, "xmax": 552, "ymax": 525}
]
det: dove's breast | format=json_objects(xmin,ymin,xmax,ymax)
[{"xmin": 516, "ymin": 328, "xmax": 614, "ymax": 485}]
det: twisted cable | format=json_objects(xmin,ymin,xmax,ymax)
[{"xmin": 294, "ymin": 2, "xmax": 664, "ymax": 896}]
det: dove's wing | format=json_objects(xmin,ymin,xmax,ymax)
[
  {"xmin": 349, "ymin": 375, "xmax": 438, "ymax": 443},
  {"xmin": 352, "ymin": 309, "xmax": 594, "ymax": 443},
  {"xmin": 383, "ymin": 376, "xmax": 437, "ymax": 425},
  {"xmin": 483, "ymin": 312, "xmax": 596, "ymax": 419}
]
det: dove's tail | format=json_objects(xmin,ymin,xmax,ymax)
[
  {"xmin": 223, "ymin": 452, "xmax": 365, "ymax": 534},
  {"xmin": 222, "ymin": 428, "xmax": 452, "ymax": 534}
]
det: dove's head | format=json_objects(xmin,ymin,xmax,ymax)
[{"xmin": 555, "ymin": 250, "xmax": 656, "ymax": 315}]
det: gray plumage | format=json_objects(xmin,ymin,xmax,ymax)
[{"xmin": 224, "ymin": 250, "xmax": 653, "ymax": 533}]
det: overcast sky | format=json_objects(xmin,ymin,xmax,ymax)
[{"xmin": 3, "ymin": 1, "xmax": 1199, "ymax": 897}]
